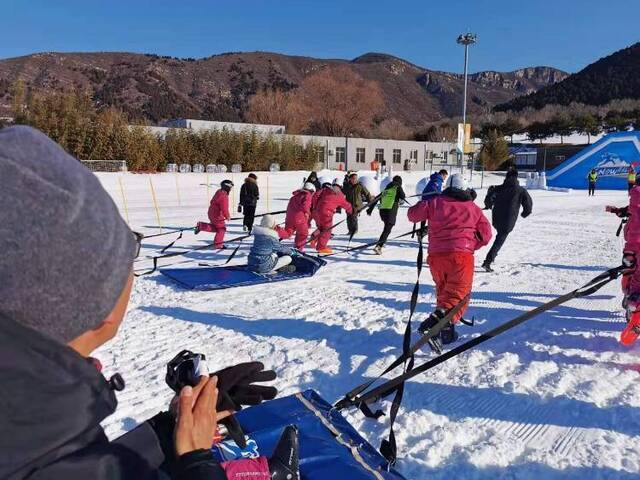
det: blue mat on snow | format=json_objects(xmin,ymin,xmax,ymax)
[
  {"xmin": 229, "ymin": 389, "xmax": 406, "ymax": 480},
  {"xmin": 160, "ymin": 254, "xmax": 326, "ymax": 290}
]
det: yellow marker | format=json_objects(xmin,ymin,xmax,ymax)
[
  {"xmin": 148, "ymin": 176, "xmax": 162, "ymax": 233},
  {"xmin": 175, "ymin": 173, "xmax": 182, "ymax": 206},
  {"xmin": 118, "ymin": 176, "xmax": 130, "ymax": 225}
]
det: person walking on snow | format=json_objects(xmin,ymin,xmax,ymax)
[
  {"xmin": 368, "ymin": 175, "xmax": 406, "ymax": 255},
  {"xmin": 311, "ymin": 180, "xmax": 353, "ymax": 254},
  {"xmin": 281, "ymin": 183, "xmax": 315, "ymax": 250},
  {"xmin": 248, "ymin": 214, "xmax": 297, "ymax": 274},
  {"xmin": 421, "ymin": 169, "xmax": 449, "ymax": 200},
  {"xmin": 587, "ymin": 169, "xmax": 598, "ymax": 196},
  {"xmin": 408, "ymin": 173, "xmax": 492, "ymax": 348},
  {"xmin": 481, "ymin": 169, "xmax": 532, "ymax": 272},
  {"xmin": 208, "ymin": 179, "xmax": 233, "ymax": 249},
  {"xmin": 343, "ymin": 172, "xmax": 373, "ymax": 238},
  {"xmin": 239, "ymin": 173, "xmax": 260, "ymax": 233}
]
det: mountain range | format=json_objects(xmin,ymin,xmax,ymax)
[{"xmin": 0, "ymin": 51, "xmax": 567, "ymax": 126}]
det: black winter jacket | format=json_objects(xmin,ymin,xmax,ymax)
[
  {"xmin": 240, "ymin": 179, "xmax": 259, "ymax": 207},
  {"xmin": 484, "ymin": 177, "xmax": 533, "ymax": 233},
  {"xmin": 0, "ymin": 315, "xmax": 225, "ymax": 480}
]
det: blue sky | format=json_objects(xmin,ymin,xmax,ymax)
[{"xmin": 2, "ymin": 0, "xmax": 638, "ymax": 73}]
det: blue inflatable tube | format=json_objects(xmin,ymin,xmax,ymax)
[{"xmin": 224, "ymin": 389, "xmax": 406, "ymax": 480}]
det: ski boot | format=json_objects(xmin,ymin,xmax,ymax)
[
  {"xmin": 194, "ymin": 223, "xmax": 201, "ymax": 235},
  {"xmin": 268, "ymin": 425, "xmax": 300, "ymax": 480},
  {"xmin": 373, "ymin": 245, "xmax": 382, "ymax": 255},
  {"xmin": 481, "ymin": 261, "xmax": 494, "ymax": 273},
  {"xmin": 440, "ymin": 322, "xmax": 459, "ymax": 345},
  {"xmin": 418, "ymin": 308, "xmax": 446, "ymax": 354},
  {"xmin": 317, "ymin": 248, "xmax": 333, "ymax": 255},
  {"xmin": 621, "ymin": 312, "xmax": 640, "ymax": 346}
]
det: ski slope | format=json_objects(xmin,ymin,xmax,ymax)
[{"xmin": 95, "ymin": 170, "xmax": 640, "ymax": 479}]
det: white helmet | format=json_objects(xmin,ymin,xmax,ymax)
[
  {"xmin": 446, "ymin": 173, "xmax": 468, "ymax": 191},
  {"xmin": 303, "ymin": 182, "xmax": 316, "ymax": 192}
]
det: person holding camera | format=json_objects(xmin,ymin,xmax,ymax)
[{"xmin": 0, "ymin": 127, "xmax": 289, "ymax": 480}]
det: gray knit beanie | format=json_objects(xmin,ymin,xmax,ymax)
[{"xmin": 0, "ymin": 126, "xmax": 136, "ymax": 344}]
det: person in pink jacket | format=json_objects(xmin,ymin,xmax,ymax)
[
  {"xmin": 311, "ymin": 181, "xmax": 353, "ymax": 254},
  {"xmin": 607, "ymin": 186, "xmax": 640, "ymax": 345},
  {"xmin": 408, "ymin": 174, "xmax": 492, "ymax": 349},
  {"xmin": 281, "ymin": 182, "xmax": 316, "ymax": 250},
  {"xmin": 207, "ymin": 179, "xmax": 233, "ymax": 249}
]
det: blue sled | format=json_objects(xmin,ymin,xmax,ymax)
[
  {"xmin": 232, "ymin": 389, "xmax": 407, "ymax": 480},
  {"xmin": 160, "ymin": 253, "xmax": 326, "ymax": 290}
]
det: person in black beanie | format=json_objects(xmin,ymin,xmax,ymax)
[
  {"xmin": 239, "ymin": 173, "xmax": 259, "ymax": 233},
  {"xmin": 0, "ymin": 126, "xmax": 281, "ymax": 480},
  {"xmin": 481, "ymin": 168, "xmax": 533, "ymax": 272}
]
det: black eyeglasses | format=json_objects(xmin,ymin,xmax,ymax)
[{"xmin": 133, "ymin": 231, "xmax": 144, "ymax": 259}]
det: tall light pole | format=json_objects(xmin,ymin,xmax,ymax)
[{"xmin": 457, "ymin": 32, "xmax": 476, "ymax": 177}]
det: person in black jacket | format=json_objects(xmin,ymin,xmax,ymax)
[
  {"xmin": 0, "ymin": 127, "xmax": 279, "ymax": 480},
  {"xmin": 368, "ymin": 175, "xmax": 406, "ymax": 254},
  {"xmin": 481, "ymin": 169, "xmax": 533, "ymax": 272},
  {"xmin": 239, "ymin": 173, "xmax": 260, "ymax": 233}
]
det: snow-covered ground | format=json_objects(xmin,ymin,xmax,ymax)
[{"xmin": 96, "ymin": 170, "xmax": 640, "ymax": 479}]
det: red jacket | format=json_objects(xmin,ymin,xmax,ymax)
[
  {"xmin": 408, "ymin": 192, "xmax": 492, "ymax": 254},
  {"xmin": 312, "ymin": 188, "xmax": 353, "ymax": 226},
  {"xmin": 208, "ymin": 189, "xmax": 230, "ymax": 226},
  {"xmin": 625, "ymin": 187, "xmax": 640, "ymax": 253},
  {"xmin": 286, "ymin": 189, "xmax": 312, "ymax": 226}
]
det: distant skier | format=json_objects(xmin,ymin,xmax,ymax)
[
  {"xmin": 607, "ymin": 187, "xmax": 640, "ymax": 345},
  {"xmin": 310, "ymin": 180, "xmax": 352, "ymax": 254},
  {"xmin": 208, "ymin": 179, "xmax": 233, "ymax": 249},
  {"xmin": 239, "ymin": 173, "xmax": 260, "ymax": 233},
  {"xmin": 481, "ymin": 169, "xmax": 533, "ymax": 272},
  {"xmin": 408, "ymin": 173, "xmax": 492, "ymax": 347},
  {"xmin": 248, "ymin": 215, "xmax": 296, "ymax": 274},
  {"xmin": 421, "ymin": 169, "xmax": 449, "ymax": 200},
  {"xmin": 587, "ymin": 169, "xmax": 598, "ymax": 196},
  {"xmin": 628, "ymin": 166, "xmax": 637, "ymax": 193},
  {"xmin": 343, "ymin": 172, "xmax": 373, "ymax": 238},
  {"xmin": 368, "ymin": 175, "xmax": 406, "ymax": 255},
  {"xmin": 281, "ymin": 182, "xmax": 315, "ymax": 251}
]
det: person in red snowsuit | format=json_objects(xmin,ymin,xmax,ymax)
[
  {"xmin": 408, "ymin": 174, "xmax": 492, "ymax": 347},
  {"xmin": 607, "ymin": 186, "xmax": 640, "ymax": 345},
  {"xmin": 311, "ymin": 182, "xmax": 352, "ymax": 254},
  {"xmin": 207, "ymin": 180, "xmax": 233, "ymax": 249},
  {"xmin": 281, "ymin": 183, "xmax": 316, "ymax": 250}
]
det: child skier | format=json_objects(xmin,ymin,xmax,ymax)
[
  {"xmin": 311, "ymin": 180, "xmax": 353, "ymax": 254},
  {"xmin": 408, "ymin": 173, "xmax": 492, "ymax": 349},
  {"xmin": 281, "ymin": 183, "xmax": 315, "ymax": 251},
  {"xmin": 208, "ymin": 179, "xmax": 234, "ymax": 249},
  {"xmin": 607, "ymin": 187, "xmax": 640, "ymax": 345},
  {"xmin": 239, "ymin": 173, "xmax": 259, "ymax": 233},
  {"xmin": 248, "ymin": 214, "xmax": 297, "ymax": 274}
]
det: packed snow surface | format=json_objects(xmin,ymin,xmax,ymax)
[{"xmin": 96, "ymin": 170, "xmax": 640, "ymax": 479}]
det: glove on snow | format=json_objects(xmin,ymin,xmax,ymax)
[{"xmin": 213, "ymin": 362, "xmax": 278, "ymax": 411}]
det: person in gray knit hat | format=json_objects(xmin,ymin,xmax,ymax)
[{"xmin": 0, "ymin": 126, "xmax": 228, "ymax": 480}]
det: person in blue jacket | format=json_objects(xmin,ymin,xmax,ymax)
[
  {"xmin": 422, "ymin": 169, "xmax": 449, "ymax": 200},
  {"xmin": 248, "ymin": 215, "xmax": 297, "ymax": 273}
]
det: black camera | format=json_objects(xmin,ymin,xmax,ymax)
[{"xmin": 166, "ymin": 350, "xmax": 208, "ymax": 393}]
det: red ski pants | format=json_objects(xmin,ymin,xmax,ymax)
[
  {"xmin": 283, "ymin": 221, "xmax": 309, "ymax": 250},
  {"xmin": 428, "ymin": 252, "xmax": 474, "ymax": 323},
  {"xmin": 313, "ymin": 222, "xmax": 332, "ymax": 250}
]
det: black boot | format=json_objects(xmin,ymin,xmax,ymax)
[
  {"xmin": 440, "ymin": 323, "xmax": 459, "ymax": 345},
  {"xmin": 418, "ymin": 309, "xmax": 446, "ymax": 354},
  {"xmin": 481, "ymin": 261, "xmax": 494, "ymax": 272},
  {"xmin": 268, "ymin": 425, "xmax": 300, "ymax": 480}
]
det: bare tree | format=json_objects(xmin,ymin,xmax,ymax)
[
  {"xmin": 246, "ymin": 88, "xmax": 306, "ymax": 133},
  {"xmin": 372, "ymin": 118, "xmax": 413, "ymax": 140},
  {"xmin": 292, "ymin": 66, "xmax": 385, "ymax": 136}
]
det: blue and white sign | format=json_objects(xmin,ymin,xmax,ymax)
[{"xmin": 547, "ymin": 131, "xmax": 640, "ymax": 190}]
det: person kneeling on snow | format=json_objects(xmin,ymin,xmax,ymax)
[
  {"xmin": 310, "ymin": 180, "xmax": 353, "ymax": 255},
  {"xmin": 248, "ymin": 214, "xmax": 297, "ymax": 274},
  {"xmin": 0, "ymin": 126, "xmax": 298, "ymax": 480},
  {"xmin": 408, "ymin": 173, "xmax": 492, "ymax": 349}
]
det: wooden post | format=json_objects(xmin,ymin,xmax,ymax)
[
  {"xmin": 118, "ymin": 176, "xmax": 130, "ymax": 225},
  {"xmin": 148, "ymin": 176, "xmax": 162, "ymax": 232}
]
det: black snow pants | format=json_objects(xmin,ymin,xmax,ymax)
[
  {"xmin": 347, "ymin": 213, "xmax": 359, "ymax": 236},
  {"xmin": 484, "ymin": 230, "xmax": 510, "ymax": 265},
  {"xmin": 243, "ymin": 205, "xmax": 257, "ymax": 232},
  {"xmin": 377, "ymin": 210, "xmax": 395, "ymax": 248},
  {"xmin": 588, "ymin": 182, "xmax": 596, "ymax": 196}
]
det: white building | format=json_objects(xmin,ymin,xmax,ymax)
[{"xmin": 144, "ymin": 119, "xmax": 467, "ymax": 172}]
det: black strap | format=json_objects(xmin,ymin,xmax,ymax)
[
  {"xmin": 320, "ymin": 229, "xmax": 416, "ymax": 258},
  {"xmin": 617, "ymin": 218, "xmax": 628, "ymax": 237},
  {"xmin": 159, "ymin": 230, "xmax": 184, "ymax": 254},
  {"xmin": 346, "ymin": 265, "xmax": 625, "ymax": 409}
]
